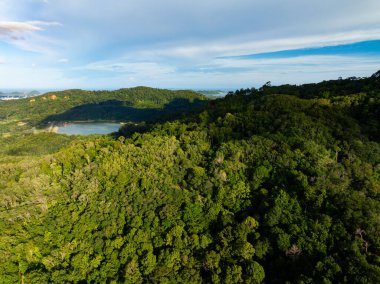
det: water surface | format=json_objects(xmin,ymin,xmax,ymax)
[{"xmin": 57, "ymin": 122, "xmax": 121, "ymax": 135}]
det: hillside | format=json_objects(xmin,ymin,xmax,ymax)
[
  {"xmin": 0, "ymin": 87, "xmax": 206, "ymax": 130},
  {"xmin": 0, "ymin": 74, "xmax": 379, "ymax": 283},
  {"xmin": 0, "ymin": 87, "xmax": 207, "ymax": 156}
]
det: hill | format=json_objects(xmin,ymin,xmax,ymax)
[
  {"xmin": 0, "ymin": 73, "xmax": 379, "ymax": 283},
  {"xmin": 0, "ymin": 87, "xmax": 206, "ymax": 130},
  {"xmin": 0, "ymin": 87, "xmax": 207, "ymax": 156}
]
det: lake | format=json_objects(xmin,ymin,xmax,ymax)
[{"xmin": 57, "ymin": 122, "xmax": 121, "ymax": 135}]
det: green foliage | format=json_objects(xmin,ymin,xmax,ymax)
[
  {"xmin": 0, "ymin": 87, "xmax": 206, "ymax": 129},
  {"xmin": 0, "ymin": 87, "xmax": 206, "ymax": 156},
  {"xmin": 0, "ymin": 132, "xmax": 77, "ymax": 156},
  {"xmin": 0, "ymin": 73, "xmax": 379, "ymax": 283}
]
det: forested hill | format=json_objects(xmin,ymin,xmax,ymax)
[
  {"xmin": 235, "ymin": 69, "xmax": 380, "ymax": 98},
  {"xmin": 0, "ymin": 87, "xmax": 207, "ymax": 155},
  {"xmin": 0, "ymin": 87, "xmax": 207, "ymax": 129},
  {"xmin": 0, "ymin": 73, "xmax": 379, "ymax": 283}
]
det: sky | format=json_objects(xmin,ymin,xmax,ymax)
[{"xmin": 0, "ymin": 0, "xmax": 380, "ymax": 90}]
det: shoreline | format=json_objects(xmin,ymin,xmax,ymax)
[
  {"xmin": 45, "ymin": 121, "xmax": 124, "ymax": 134},
  {"xmin": 46, "ymin": 120, "xmax": 125, "ymax": 126}
]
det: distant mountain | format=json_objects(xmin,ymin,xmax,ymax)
[
  {"xmin": 28, "ymin": 90, "xmax": 40, "ymax": 96},
  {"xmin": 0, "ymin": 90, "xmax": 41, "ymax": 101},
  {"xmin": 0, "ymin": 90, "xmax": 40, "ymax": 96}
]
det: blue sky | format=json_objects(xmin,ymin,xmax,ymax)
[{"xmin": 1, "ymin": 0, "xmax": 380, "ymax": 90}]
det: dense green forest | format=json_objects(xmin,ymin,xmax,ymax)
[{"xmin": 0, "ymin": 73, "xmax": 379, "ymax": 283}]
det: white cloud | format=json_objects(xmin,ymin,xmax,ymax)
[
  {"xmin": 0, "ymin": 21, "xmax": 42, "ymax": 39},
  {"xmin": 1, "ymin": 0, "xmax": 380, "ymax": 88},
  {"xmin": 0, "ymin": 21, "xmax": 62, "ymax": 55},
  {"xmin": 190, "ymin": 55, "xmax": 380, "ymax": 88},
  {"xmin": 72, "ymin": 54, "xmax": 380, "ymax": 89},
  {"xmin": 128, "ymin": 29, "xmax": 380, "ymax": 62},
  {"xmin": 80, "ymin": 59, "xmax": 176, "ymax": 77},
  {"xmin": 6, "ymin": 0, "xmax": 379, "ymax": 59},
  {"xmin": 1, "ymin": 53, "xmax": 378, "ymax": 89},
  {"xmin": 209, "ymin": 55, "xmax": 380, "ymax": 73},
  {"xmin": 0, "ymin": 21, "xmax": 59, "ymax": 38}
]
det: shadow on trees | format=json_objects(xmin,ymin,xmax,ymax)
[{"xmin": 40, "ymin": 98, "xmax": 206, "ymax": 124}]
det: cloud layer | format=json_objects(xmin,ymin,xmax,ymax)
[
  {"xmin": 0, "ymin": 21, "xmax": 41, "ymax": 35},
  {"xmin": 0, "ymin": 21, "xmax": 59, "ymax": 40},
  {"xmin": 0, "ymin": 0, "xmax": 380, "ymax": 89}
]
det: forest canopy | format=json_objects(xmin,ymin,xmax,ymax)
[{"xmin": 0, "ymin": 72, "xmax": 379, "ymax": 283}]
